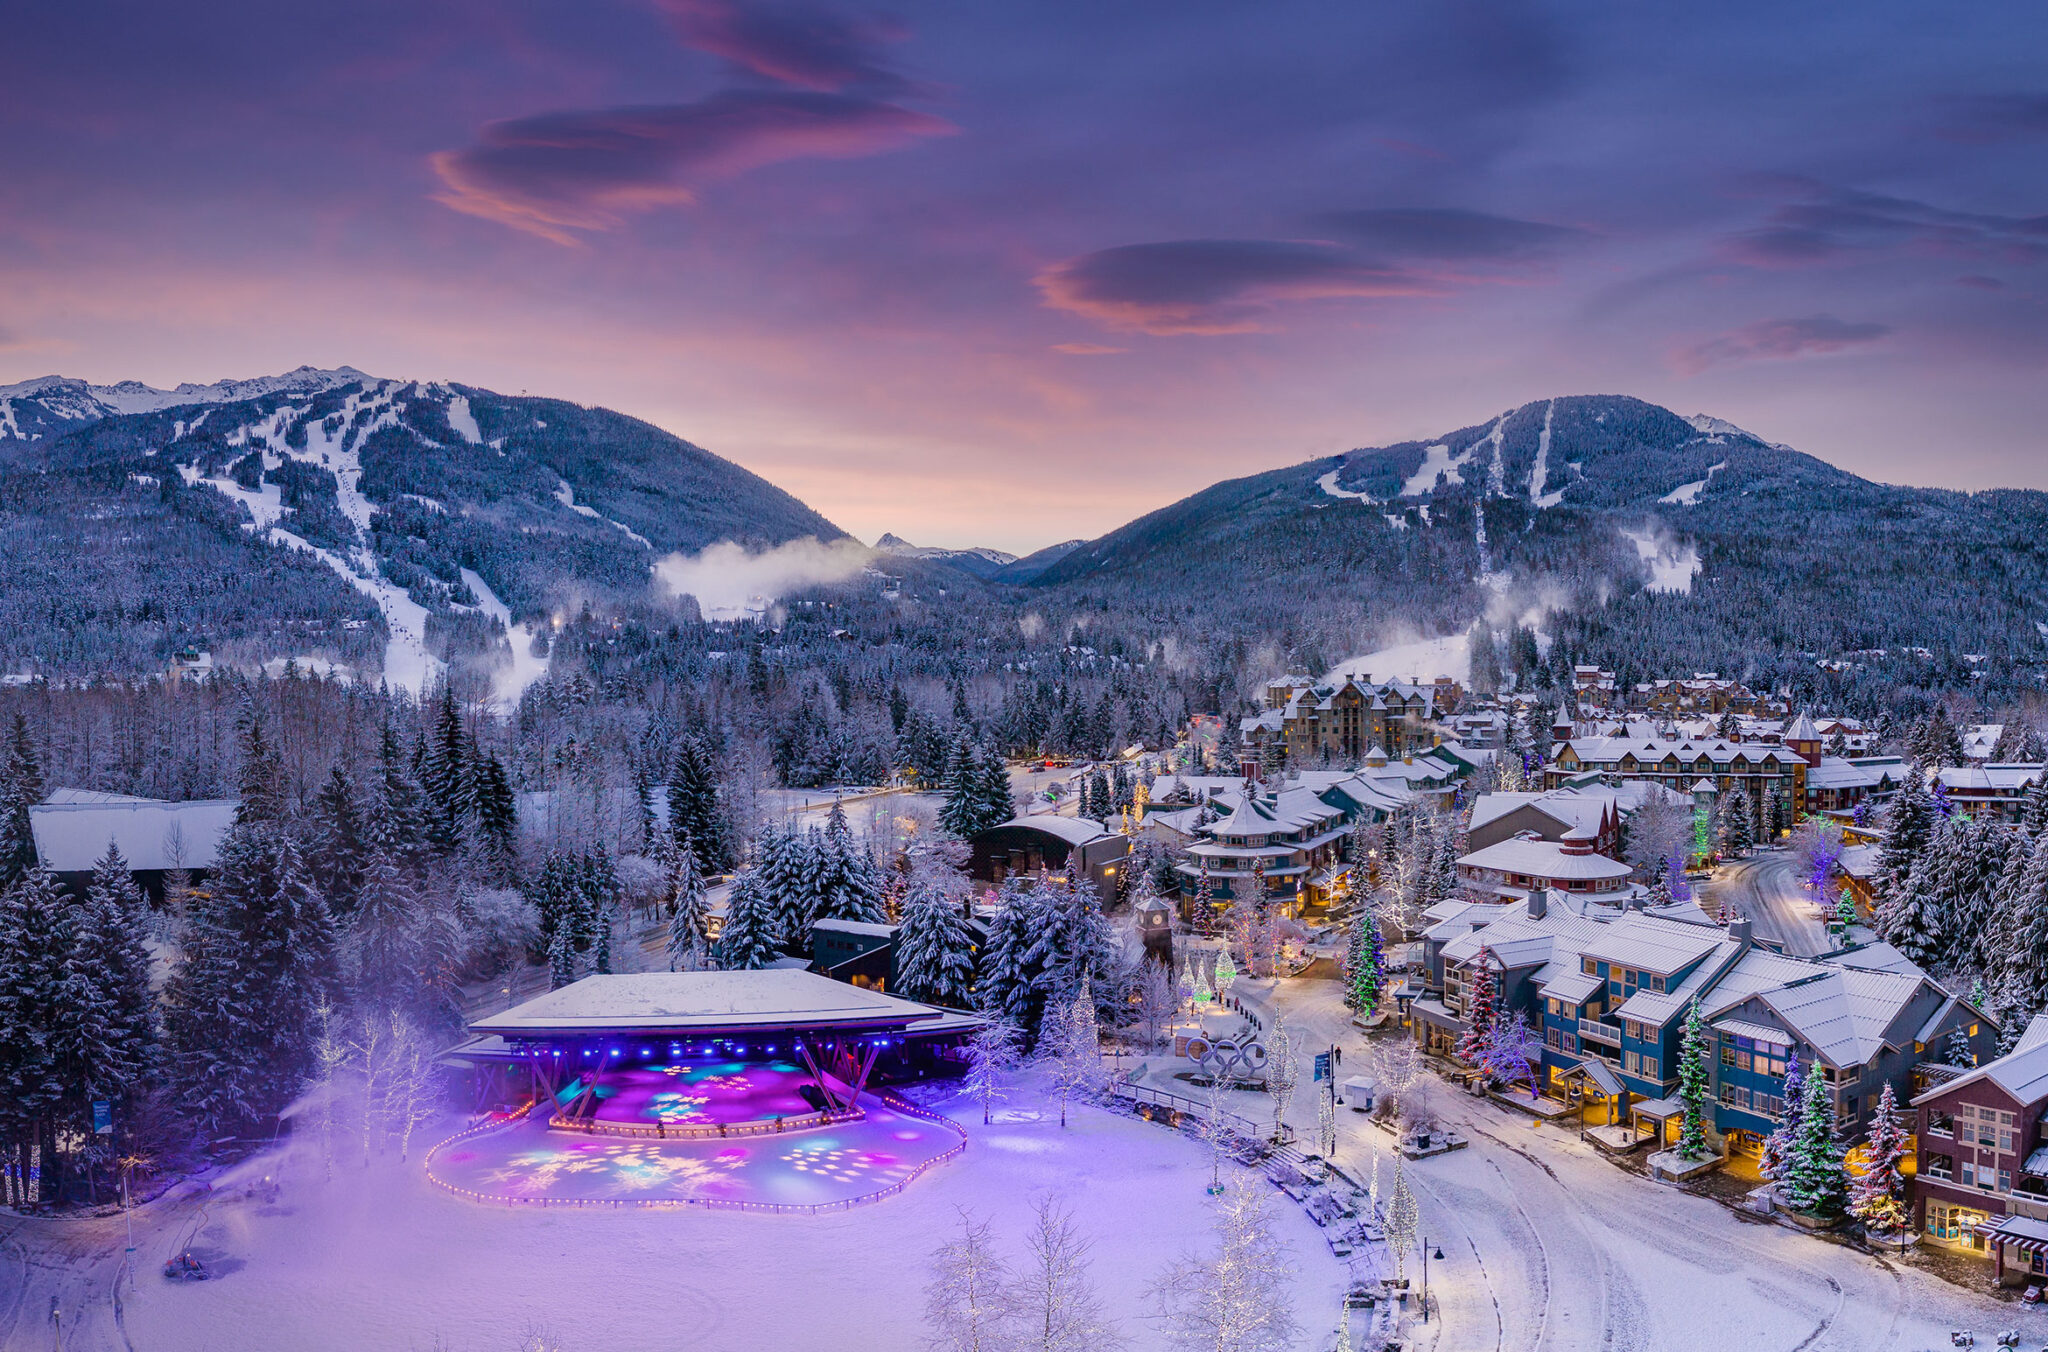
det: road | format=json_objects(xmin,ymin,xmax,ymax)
[
  {"xmin": 1235, "ymin": 975, "xmax": 2048, "ymax": 1352},
  {"xmin": 1707, "ymin": 850, "xmax": 1834, "ymax": 957}
]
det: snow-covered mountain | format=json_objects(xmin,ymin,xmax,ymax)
[
  {"xmin": 873, "ymin": 533, "xmax": 1018, "ymax": 579},
  {"xmin": 0, "ymin": 366, "xmax": 371, "ymax": 442},
  {"xmin": 0, "ymin": 370, "xmax": 845, "ymax": 698}
]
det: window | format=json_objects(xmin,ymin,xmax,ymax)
[
  {"xmin": 1583, "ymin": 957, "xmax": 1597, "ymax": 976},
  {"xmin": 1718, "ymin": 1083, "xmax": 1737, "ymax": 1105},
  {"xmin": 1641, "ymin": 1056, "xmax": 1661, "ymax": 1081},
  {"xmin": 1924, "ymin": 1154, "xmax": 1954, "ymax": 1181},
  {"xmin": 1999, "ymin": 1170, "xmax": 2013, "ymax": 1193},
  {"xmin": 1961, "ymin": 1162, "xmax": 1976, "ymax": 1187},
  {"xmin": 1721, "ymin": 1045, "xmax": 1736, "ymax": 1067},
  {"xmin": 1928, "ymin": 1111, "xmax": 1954, "ymax": 1136}
]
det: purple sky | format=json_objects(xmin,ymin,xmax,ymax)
[{"xmin": 4, "ymin": 1, "xmax": 2044, "ymax": 552}]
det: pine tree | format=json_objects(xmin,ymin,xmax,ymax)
[
  {"xmin": 1455, "ymin": 962, "xmax": 1497, "ymax": 1063},
  {"xmin": 233, "ymin": 704, "xmax": 286, "ymax": 825},
  {"xmin": 547, "ymin": 922, "xmax": 577, "ymax": 989},
  {"xmin": 937, "ymin": 738, "xmax": 982, "ymax": 839},
  {"xmin": 309, "ymin": 766, "xmax": 366, "ymax": 916},
  {"xmin": 668, "ymin": 734, "xmax": 733, "ymax": 874},
  {"xmin": 82, "ymin": 844, "xmax": 157, "ymax": 1109},
  {"xmin": 711, "ymin": 869, "xmax": 782, "ymax": 971},
  {"xmin": 1847, "ymin": 1082, "xmax": 1910, "ymax": 1235},
  {"xmin": 419, "ymin": 683, "xmax": 474, "ymax": 854},
  {"xmin": 1784, "ymin": 1066, "xmax": 1847, "ymax": 1216},
  {"xmin": 975, "ymin": 745, "xmax": 1014, "ymax": 833},
  {"xmin": 1879, "ymin": 814, "xmax": 1966, "ymax": 970},
  {"xmin": 816, "ymin": 800, "xmax": 887, "ymax": 924},
  {"xmin": 665, "ymin": 838, "xmax": 710, "ymax": 970},
  {"xmin": 1022, "ymin": 874, "xmax": 1116, "ymax": 1041},
  {"xmin": 473, "ymin": 754, "xmax": 519, "ymax": 884},
  {"xmin": 976, "ymin": 879, "xmax": 1044, "ymax": 1042},
  {"xmin": 1987, "ymin": 834, "xmax": 2048, "ymax": 1048},
  {"xmin": 163, "ymin": 824, "xmax": 335, "ymax": 1138},
  {"xmin": 1872, "ymin": 768, "xmax": 1935, "ymax": 911},
  {"xmin": 1343, "ymin": 909, "xmax": 1384, "ymax": 1014},
  {"xmin": 348, "ymin": 849, "xmax": 422, "ymax": 1006},
  {"xmin": 0, "ymin": 868, "xmax": 73, "ymax": 1199},
  {"xmin": 894, "ymin": 855, "xmax": 979, "ymax": 1007},
  {"xmin": 367, "ymin": 718, "xmax": 428, "ymax": 865},
  {"xmin": 54, "ymin": 872, "xmax": 126, "ymax": 1145},
  {"xmin": 0, "ymin": 715, "xmax": 44, "ymax": 889},
  {"xmin": 1675, "ymin": 997, "xmax": 1711, "ymax": 1161},
  {"xmin": 1717, "ymin": 784, "xmax": 1753, "ymax": 857}
]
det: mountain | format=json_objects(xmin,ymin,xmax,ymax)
[
  {"xmin": 0, "ymin": 366, "xmax": 372, "ymax": 442},
  {"xmin": 1033, "ymin": 394, "xmax": 2048, "ymax": 687},
  {"xmin": 990, "ymin": 539, "xmax": 1084, "ymax": 584},
  {"xmin": 872, "ymin": 533, "xmax": 1018, "ymax": 580},
  {"xmin": 0, "ymin": 372, "xmax": 846, "ymax": 696}
]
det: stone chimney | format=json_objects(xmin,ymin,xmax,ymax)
[
  {"xmin": 1728, "ymin": 916, "xmax": 1753, "ymax": 949},
  {"xmin": 1526, "ymin": 884, "xmax": 1548, "ymax": 920}
]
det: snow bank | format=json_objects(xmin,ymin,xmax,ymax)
[{"xmin": 462, "ymin": 567, "xmax": 551, "ymax": 709}]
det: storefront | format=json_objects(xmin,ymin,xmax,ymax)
[{"xmin": 1926, "ymin": 1200, "xmax": 1992, "ymax": 1251}]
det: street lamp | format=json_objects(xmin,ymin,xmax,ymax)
[{"xmin": 1419, "ymin": 1237, "xmax": 1446, "ymax": 1323}]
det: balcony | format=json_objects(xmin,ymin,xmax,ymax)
[{"xmin": 1577, "ymin": 1018, "xmax": 1622, "ymax": 1047}]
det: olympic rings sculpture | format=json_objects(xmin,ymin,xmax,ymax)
[{"xmin": 1184, "ymin": 1034, "xmax": 1269, "ymax": 1082}]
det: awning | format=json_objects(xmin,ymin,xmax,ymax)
[
  {"xmin": 1711, "ymin": 1018, "xmax": 1791, "ymax": 1047},
  {"xmin": 1564, "ymin": 1058, "xmax": 1625, "ymax": 1097},
  {"xmin": 1629, "ymin": 1096, "xmax": 1685, "ymax": 1120},
  {"xmin": 2023, "ymin": 1146, "xmax": 2048, "ymax": 1178},
  {"xmin": 1341, "ymin": 1076, "xmax": 1377, "ymax": 1096},
  {"xmin": 1977, "ymin": 1214, "xmax": 2048, "ymax": 1256}
]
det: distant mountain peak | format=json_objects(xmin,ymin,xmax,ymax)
[
  {"xmin": 872, "ymin": 533, "xmax": 1019, "ymax": 577},
  {"xmin": 0, "ymin": 365, "xmax": 379, "ymax": 439}
]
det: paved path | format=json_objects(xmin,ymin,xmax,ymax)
[
  {"xmin": 1238, "ymin": 975, "xmax": 2048, "ymax": 1352},
  {"xmin": 1708, "ymin": 851, "xmax": 1833, "ymax": 956}
]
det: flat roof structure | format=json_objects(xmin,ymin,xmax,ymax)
[{"xmin": 469, "ymin": 970, "xmax": 959, "ymax": 1041}]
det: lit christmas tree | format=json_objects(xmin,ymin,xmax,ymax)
[
  {"xmin": 1784, "ymin": 1066, "xmax": 1847, "ymax": 1216},
  {"xmin": 1674, "ymin": 997, "xmax": 1711, "ymax": 1160},
  {"xmin": 1847, "ymin": 1082, "xmax": 1910, "ymax": 1235},
  {"xmin": 1455, "ymin": 962, "xmax": 1497, "ymax": 1064}
]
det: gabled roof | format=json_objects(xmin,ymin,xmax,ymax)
[
  {"xmin": 1912, "ymin": 1012, "xmax": 2048, "ymax": 1108},
  {"xmin": 1457, "ymin": 836, "xmax": 1632, "ymax": 881},
  {"xmin": 989, "ymin": 815, "xmax": 1114, "ymax": 847},
  {"xmin": 1746, "ymin": 966, "xmax": 1925, "ymax": 1067}
]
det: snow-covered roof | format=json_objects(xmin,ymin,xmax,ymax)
[
  {"xmin": 1817, "ymin": 938, "xmax": 1920, "ymax": 976},
  {"xmin": 1784, "ymin": 711, "xmax": 1820, "ymax": 743},
  {"xmin": 44, "ymin": 787, "xmax": 166, "ymax": 806},
  {"xmin": 1805, "ymin": 757, "xmax": 1901, "ymax": 791},
  {"xmin": 1580, "ymin": 916, "xmax": 1724, "ymax": 977},
  {"xmin": 1711, "ymin": 1017, "xmax": 1791, "ymax": 1046},
  {"xmin": 1913, "ymin": 1012, "xmax": 2048, "ymax": 1108},
  {"xmin": 1932, "ymin": 762, "xmax": 2044, "ymax": 793},
  {"xmin": 1748, "ymin": 967, "xmax": 1924, "ymax": 1067},
  {"xmin": 29, "ymin": 797, "xmax": 239, "ymax": 873},
  {"xmin": 470, "ymin": 970, "xmax": 955, "ymax": 1038},
  {"xmin": 1457, "ymin": 836, "xmax": 1632, "ymax": 882},
  {"xmin": 990, "ymin": 815, "xmax": 1114, "ymax": 847},
  {"xmin": 811, "ymin": 918, "xmax": 895, "ymax": 939}
]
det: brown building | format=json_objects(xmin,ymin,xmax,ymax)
[
  {"xmin": 1911, "ymin": 1012, "xmax": 2048, "ymax": 1285},
  {"xmin": 1243, "ymin": 674, "xmax": 1457, "ymax": 767}
]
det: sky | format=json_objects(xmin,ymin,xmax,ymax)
[{"xmin": 3, "ymin": 1, "xmax": 2045, "ymax": 554}]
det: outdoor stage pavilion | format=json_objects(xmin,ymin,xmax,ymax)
[{"xmin": 448, "ymin": 970, "xmax": 983, "ymax": 1136}]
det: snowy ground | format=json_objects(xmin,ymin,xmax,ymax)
[
  {"xmin": 1324, "ymin": 634, "xmax": 1470, "ymax": 686},
  {"xmin": 1235, "ymin": 974, "xmax": 2048, "ymax": 1352},
  {"xmin": 1, "ymin": 1081, "xmax": 1346, "ymax": 1352}
]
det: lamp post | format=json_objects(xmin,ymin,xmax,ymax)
[{"xmin": 1419, "ymin": 1236, "xmax": 1445, "ymax": 1323}]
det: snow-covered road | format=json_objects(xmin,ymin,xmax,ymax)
[
  {"xmin": 1708, "ymin": 852, "xmax": 1833, "ymax": 958},
  {"xmin": 1245, "ymin": 975, "xmax": 2048, "ymax": 1352}
]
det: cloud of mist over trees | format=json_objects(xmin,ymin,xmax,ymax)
[{"xmin": 654, "ymin": 536, "xmax": 872, "ymax": 619}]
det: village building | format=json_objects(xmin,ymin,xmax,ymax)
[
  {"xmin": 1465, "ymin": 780, "xmax": 1688, "ymax": 860},
  {"xmin": 1929, "ymin": 762, "xmax": 2046, "ymax": 821},
  {"xmin": 1545, "ymin": 732, "xmax": 1814, "ymax": 829},
  {"xmin": 965, "ymin": 816, "xmax": 1130, "ymax": 907},
  {"xmin": 1241, "ymin": 673, "xmax": 1459, "ymax": 766},
  {"xmin": 1910, "ymin": 1011, "xmax": 2048, "ymax": 1281},
  {"xmin": 1454, "ymin": 831, "xmax": 1639, "ymax": 906},
  {"xmin": 28, "ymin": 788, "xmax": 239, "ymax": 899}
]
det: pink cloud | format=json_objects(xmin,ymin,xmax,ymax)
[
  {"xmin": 431, "ymin": 90, "xmax": 952, "ymax": 244},
  {"xmin": 1674, "ymin": 315, "xmax": 1891, "ymax": 375}
]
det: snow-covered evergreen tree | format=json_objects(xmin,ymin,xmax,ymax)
[
  {"xmin": 1847, "ymin": 1082, "xmax": 1910, "ymax": 1235},
  {"xmin": 419, "ymin": 683, "xmax": 475, "ymax": 855},
  {"xmin": 0, "ymin": 714, "xmax": 44, "ymax": 889},
  {"xmin": 233, "ymin": 704, "xmax": 286, "ymax": 825},
  {"xmin": 163, "ymin": 823, "xmax": 335, "ymax": 1138},
  {"xmin": 1872, "ymin": 768, "xmax": 1935, "ymax": 911},
  {"xmin": 976, "ymin": 878, "xmax": 1043, "ymax": 1041},
  {"xmin": 710, "ymin": 868, "xmax": 782, "ymax": 971},
  {"xmin": 894, "ymin": 850, "xmax": 979, "ymax": 1007},
  {"xmin": 1783, "ymin": 1065, "xmax": 1846, "ymax": 1216},
  {"xmin": 1022, "ymin": 874, "xmax": 1117, "ymax": 1038},
  {"xmin": 816, "ymin": 800, "xmax": 888, "ymax": 924},
  {"xmin": 473, "ymin": 753, "xmax": 519, "ymax": 885},
  {"xmin": 349, "ymin": 848, "xmax": 421, "ymax": 1007},
  {"xmin": 1345, "ymin": 909, "xmax": 1384, "ymax": 1015},
  {"xmin": 1717, "ymin": 784, "xmax": 1753, "ymax": 857},
  {"xmin": 937, "ymin": 738, "xmax": 982, "ymax": 839},
  {"xmin": 667, "ymin": 734, "xmax": 734, "ymax": 874},
  {"xmin": 665, "ymin": 838, "xmax": 710, "ymax": 970},
  {"xmin": 547, "ymin": 922, "xmax": 578, "ymax": 989},
  {"xmin": 0, "ymin": 868, "xmax": 73, "ymax": 1198},
  {"xmin": 81, "ymin": 843, "xmax": 158, "ymax": 1110},
  {"xmin": 309, "ymin": 765, "xmax": 366, "ymax": 915},
  {"xmin": 1675, "ymin": 997, "xmax": 1711, "ymax": 1160},
  {"xmin": 1987, "ymin": 833, "xmax": 2048, "ymax": 1048},
  {"xmin": 367, "ymin": 718, "xmax": 429, "ymax": 866},
  {"xmin": 1455, "ymin": 962, "xmax": 1497, "ymax": 1063}
]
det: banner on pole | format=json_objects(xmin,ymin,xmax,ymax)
[
  {"xmin": 1313, "ymin": 1052, "xmax": 1332, "ymax": 1083},
  {"xmin": 92, "ymin": 1100, "xmax": 113, "ymax": 1135}
]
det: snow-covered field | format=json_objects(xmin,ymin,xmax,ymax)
[
  {"xmin": 50, "ymin": 1082, "xmax": 1346, "ymax": 1352},
  {"xmin": 1619, "ymin": 526, "xmax": 1703, "ymax": 593}
]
